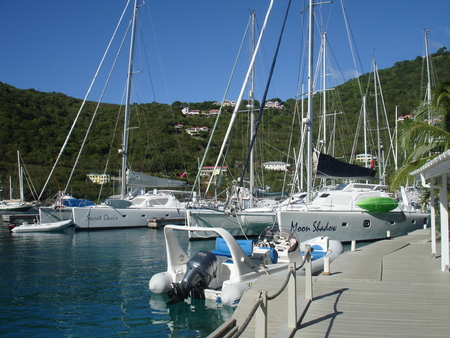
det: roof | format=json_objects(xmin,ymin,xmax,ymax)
[{"xmin": 411, "ymin": 149, "xmax": 450, "ymax": 180}]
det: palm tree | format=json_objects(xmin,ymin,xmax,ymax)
[{"xmin": 389, "ymin": 81, "xmax": 450, "ymax": 190}]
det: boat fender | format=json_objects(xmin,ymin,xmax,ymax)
[
  {"xmin": 149, "ymin": 272, "xmax": 174, "ymax": 294},
  {"xmin": 221, "ymin": 282, "xmax": 253, "ymax": 307}
]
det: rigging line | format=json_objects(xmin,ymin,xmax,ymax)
[
  {"xmin": 238, "ymin": 0, "xmax": 293, "ymax": 191},
  {"xmin": 65, "ymin": 18, "xmax": 132, "ymax": 193},
  {"xmin": 38, "ymin": 0, "xmax": 132, "ymax": 201},
  {"xmin": 192, "ymin": 15, "xmax": 252, "ymax": 196},
  {"xmin": 98, "ymin": 103, "xmax": 124, "ymax": 202},
  {"xmin": 339, "ymin": 0, "xmax": 364, "ymax": 98},
  {"xmin": 141, "ymin": 2, "xmax": 189, "ymax": 173},
  {"xmin": 204, "ymin": 1, "xmax": 275, "ymax": 195}
]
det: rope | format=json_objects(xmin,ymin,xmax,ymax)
[
  {"xmin": 231, "ymin": 247, "xmax": 313, "ymax": 337},
  {"xmin": 231, "ymin": 297, "xmax": 264, "ymax": 338}
]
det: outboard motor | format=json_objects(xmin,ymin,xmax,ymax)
[{"xmin": 167, "ymin": 250, "xmax": 217, "ymax": 305}]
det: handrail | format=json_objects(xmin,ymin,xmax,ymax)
[{"xmin": 223, "ymin": 244, "xmax": 313, "ymax": 338}]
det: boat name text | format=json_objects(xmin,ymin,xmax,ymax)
[
  {"xmin": 87, "ymin": 214, "xmax": 119, "ymax": 222},
  {"xmin": 290, "ymin": 221, "xmax": 337, "ymax": 233}
]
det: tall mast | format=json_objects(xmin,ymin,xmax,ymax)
[
  {"xmin": 249, "ymin": 10, "xmax": 256, "ymax": 208},
  {"xmin": 424, "ymin": 29, "xmax": 432, "ymax": 107},
  {"xmin": 17, "ymin": 151, "xmax": 24, "ymax": 203},
  {"xmin": 321, "ymin": 31, "xmax": 327, "ymax": 154},
  {"xmin": 120, "ymin": 0, "xmax": 139, "ymax": 199},
  {"xmin": 373, "ymin": 58, "xmax": 382, "ymax": 181},
  {"xmin": 306, "ymin": 0, "xmax": 314, "ymax": 202}
]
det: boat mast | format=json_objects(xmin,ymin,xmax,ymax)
[
  {"xmin": 321, "ymin": 31, "xmax": 327, "ymax": 155},
  {"xmin": 373, "ymin": 58, "xmax": 382, "ymax": 182},
  {"xmin": 120, "ymin": 0, "xmax": 139, "ymax": 199},
  {"xmin": 424, "ymin": 30, "xmax": 432, "ymax": 108},
  {"xmin": 17, "ymin": 151, "xmax": 24, "ymax": 203},
  {"xmin": 206, "ymin": 0, "xmax": 274, "ymax": 194},
  {"xmin": 306, "ymin": 0, "xmax": 314, "ymax": 202},
  {"xmin": 249, "ymin": 11, "xmax": 256, "ymax": 208}
]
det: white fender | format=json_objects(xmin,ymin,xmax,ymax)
[
  {"xmin": 149, "ymin": 272, "xmax": 174, "ymax": 294},
  {"xmin": 221, "ymin": 281, "xmax": 253, "ymax": 307}
]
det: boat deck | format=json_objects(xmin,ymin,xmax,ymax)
[{"xmin": 224, "ymin": 229, "xmax": 450, "ymax": 337}]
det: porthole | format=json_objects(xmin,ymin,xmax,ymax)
[
  {"xmin": 390, "ymin": 220, "xmax": 395, "ymax": 225},
  {"xmin": 411, "ymin": 219, "xmax": 416, "ymax": 224},
  {"xmin": 363, "ymin": 220, "xmax": 371, "ymax": 228},
  {"xmin": 342, "ymin": 222, "xmax": 348, "ymax": 227}
]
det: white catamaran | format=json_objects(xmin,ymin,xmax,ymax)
[{"xmin": 66, "ymin": 0, "xmax": 188, "ymax": 229}]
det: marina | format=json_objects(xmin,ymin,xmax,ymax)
[{"xmin": 214, "ymin": 228, "xmax": 450, "ymax": 337}]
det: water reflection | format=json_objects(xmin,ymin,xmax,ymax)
[{"xmin": 149, "ymin": 293, "xmax": 234, "ymax": 337}]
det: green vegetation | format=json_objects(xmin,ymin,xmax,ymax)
[{"xmin": 1, "ymin": 50, "xmax": 449, "ymax": 202}]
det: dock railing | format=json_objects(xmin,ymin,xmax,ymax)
[{"xmin": 208, "ymin": 245, "xmax": 313, "ymax": 338}]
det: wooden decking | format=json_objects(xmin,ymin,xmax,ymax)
[{"xmin": 225, "ymin": 229, "xmax": 450, "ymax": 337}]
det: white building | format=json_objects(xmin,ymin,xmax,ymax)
[
  {"xmin": 87, "ymin": 173, "xmax": 111, "ymax": 184},
  {"xmin": 262, "ymin": 161, "xmax": 290, "ymax": 171},
  {"xmin": 200, "ymin": 166, "xmax": 228, "ymax": 176}
]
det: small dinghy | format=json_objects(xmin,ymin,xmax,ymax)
[
  {"xmin": 9, "ymin": 219, "xmax": 73, "ymax": 233},
  {"xmin": 149, "ymin": 225, "xmax": 343, "ymax": 307}
]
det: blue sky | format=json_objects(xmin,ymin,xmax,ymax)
[{"xmin": 1, "ymin": 0, "xmax": 449, "ymax": 105}]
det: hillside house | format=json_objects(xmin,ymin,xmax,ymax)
[{"xmin": 262, "ymin": 161, "xmax": 290, "ymax": 171}]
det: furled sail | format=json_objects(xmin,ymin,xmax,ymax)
[
  {"xmin": 314, "ymin": 151, "xmax": 378, "ymax": 181},
  {"xmin": 126, "ymin": 170, "xmax": 187, "ymax": 188}
]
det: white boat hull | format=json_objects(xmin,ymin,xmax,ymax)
[
  {"xmin": 72, "ymin": 205, "xmax": 186, "ymax": 229},
  {"xmin": 11, "ymin": 219, "xmax": 73, "ymax": 233},
  {"xmin": 277, "ymin": 209, "xmax": 429, "ymax": 243}
]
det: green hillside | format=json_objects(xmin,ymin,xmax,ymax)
[{"xmin": 1, "ymin": 50, "xmax": 449, "ymax": 202}]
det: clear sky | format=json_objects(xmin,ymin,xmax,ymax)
[{"xmin": 1, "ymin": 0, "xmax": 449, "ymax": 105}]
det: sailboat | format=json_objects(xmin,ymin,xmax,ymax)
[
  {"xmin": 276, "ymin": 0, "xmax": 430, "ymax": 243},
  {"xmin": 0, "ymin": 151, "xmax": 34, "ymax": 212},
  {"xmin": 63, "ymin": 0, "xmax": 188, "ymax": 229}
]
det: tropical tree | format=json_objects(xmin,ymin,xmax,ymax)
[{"xmin": 389, "ymin": 81, "xmax": 450, "ymax": 190}]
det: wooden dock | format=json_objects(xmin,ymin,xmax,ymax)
[{"xmin": 220, "ymin": 229, "xmax": 450, "ymax": 337}]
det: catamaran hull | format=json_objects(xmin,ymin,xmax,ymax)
[
  {"xmin": 187, "ymin": 209, "xmax": 277, "ymax": 239},
  {"xmin": 71, "ymin": 206, "xmax": 186, "ymax": 229},
  {"xmin": 277, "ymin": 209, "xmax": 429, "ymax": 243}
]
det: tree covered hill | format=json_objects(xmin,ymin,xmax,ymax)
[{"xmin": 0, "ymin": 50, "xmax": 449, "ymax": 202}]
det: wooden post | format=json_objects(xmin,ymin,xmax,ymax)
[
  {"xmin": 255, "ymin": 291, "xmax": 268, "ymax": 338},
  {"xmin": 305, "ymin": 244, "xmax": 312, "ymax": 300},
  {"xmin": 288, "ymin": 262, "xmax": 297, "ymax": 328}
]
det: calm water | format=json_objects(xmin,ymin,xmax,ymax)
[{"xmin": 0, "ymin": 220, "xmax": 234, "ymax": 337}]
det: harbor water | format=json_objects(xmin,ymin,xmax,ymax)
[{"xmin": 0, "ymin": 219, "xmax": 234, "ymax": 337}]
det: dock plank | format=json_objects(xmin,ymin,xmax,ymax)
[{"xmin": 226, "ymin": 229, "xmax": 450, "ymax": 337}]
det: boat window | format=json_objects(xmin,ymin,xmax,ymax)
[
  {"xmin": 147, "ymin": 198, "xmax": 169, "ymax": 206},
  {"xmin": 319, "ymin": 193, "xmax": 330, "ymax": 198},
  {"xmin": 363, "ymin": 220, "xmax": 371, "ymax": 228},
  {"xmin": 342, "ymin": 222, "xmax": 348, "ymax": 227},
  {"xmin": 391, "ymin": 221, "xmax": 396, "ymax": 225},
  {"xmin": 334, "ymin": 184, "xmax": 347, "ymax": 191},
  {"xmin": 131, "ymin": 198, "xmax": 146, "ymax": 205},
  {"xmin": 332, "ymin": 195, "xmax": 352, "ymax": 205}
]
